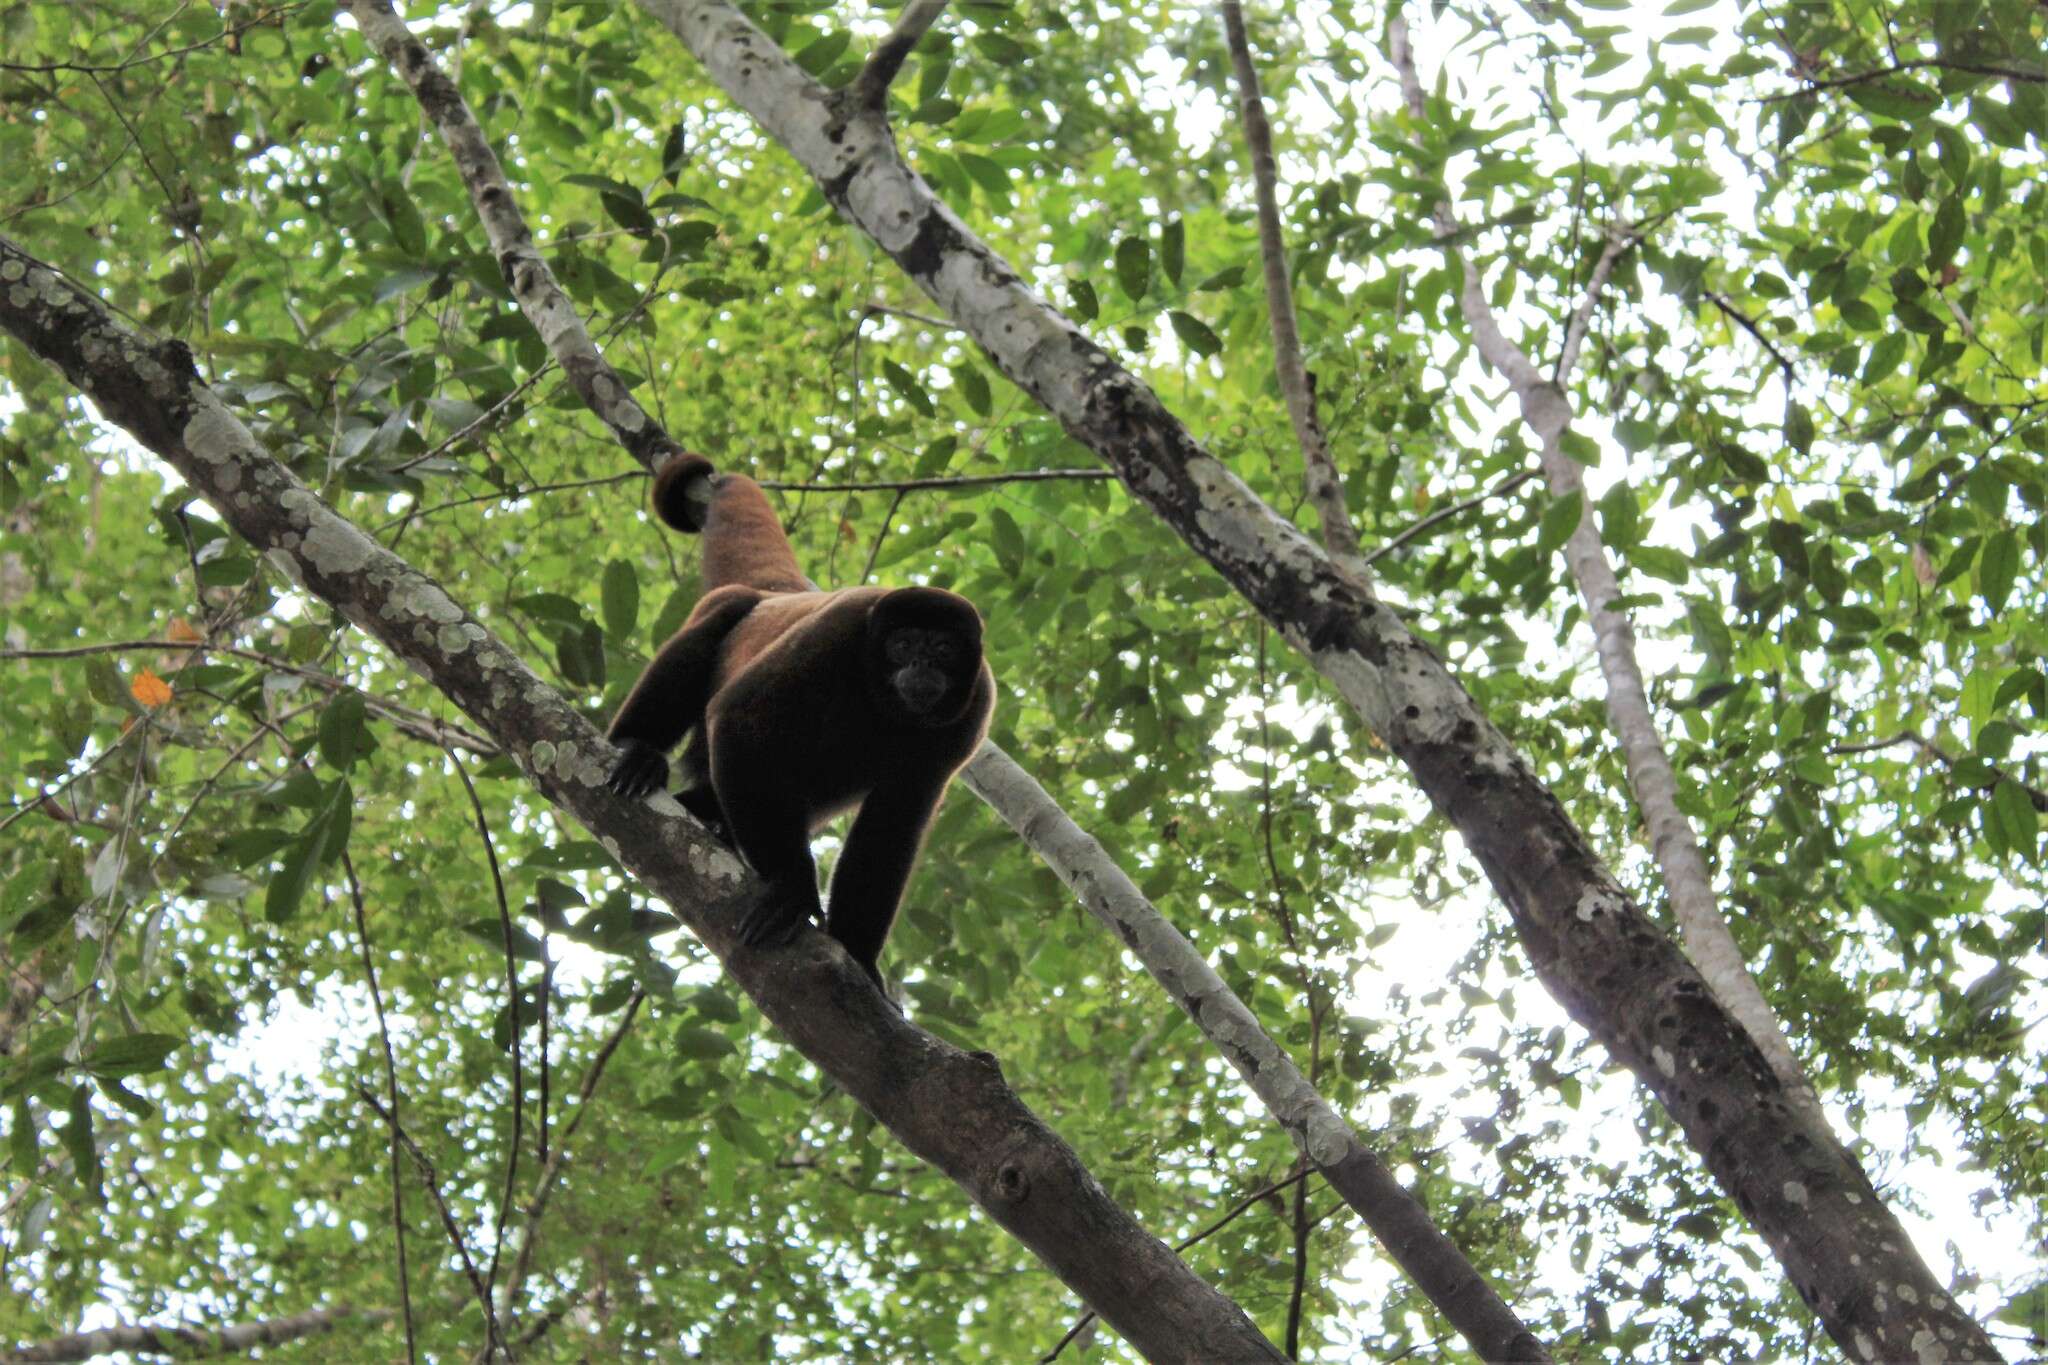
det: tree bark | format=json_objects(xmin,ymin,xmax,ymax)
[
  {"xmin": 0, "ymin": 235, "xmax": 1281, "ymax": 1365},
  {"xmin": 624, "ymin": 5, "xmax": 2000, "ymax": 1359}
]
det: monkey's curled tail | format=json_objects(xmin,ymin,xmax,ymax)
[{"xmin": 651, "ymin": 454, "xmax": 814, "ymax": 594}]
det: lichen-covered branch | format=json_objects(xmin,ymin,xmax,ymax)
[
  {"xmin": 0, "ymin": 235, "xmax": 1281, "ymax": 1365},
  {"xmin": 1220, "ymin": 0, "xmax": 1369, "ymax": 582},
  {"xmin": 625, "ymin": 4, "xmax": 2000, "ymax": 1358},
  {"xmin": 1386, "ymin": 13, "xmax": 1819, "ymax": 1119}
]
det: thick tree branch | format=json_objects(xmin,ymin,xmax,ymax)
[
  {"xmin": 851, "ymin": 0, "xmax": 947, "ymax": 111},
  {"xmin": 338, "ymin": 0, "xmax": 687, "ymax": 475},
  {"xmin": 0, "ymin": 234, "xmax": 1280, "ymax": 1365},
  {"xmin": 3, "ymin": 1306, "xmax": 393, "ymax": 1362},
  {"xmin": 1389, "ymin": 12, "xmax": 1822, "ymax": 1121},
  {"xmin": 962, "ymin": 747, "xmax": 1549, "ymax": 1362},
  {"xmin": 624, "ymin": 4, "xmax": 2000, "ymax": 1359},
  {"xmin": 336, "ymin": 15, "xmax": 1529, "ymax": 1355},
  {"xmin": 349, "ymin": 13, "xmax": 1541, "ymax": 1355},
  {"xmin": 1220, "ymin": 0, "xmax": 1369, "ymax": 582}
]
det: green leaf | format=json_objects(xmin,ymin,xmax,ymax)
[
  {"xmin": 1785, "ymin": 400, "xmax": 1814, "ymax": 455},
  {"xmin": 94, "ymin": 1077, "xmax": 155, "ymax": 1120},
  {"xmin": 317, "ymin": 690, "xmax": 368, "ymax": 774},
  {"xmin": 460, "ymin": 917, "xmax": 548, "ymax": 963},
  {"xmin": 1537, "ymin": 490, "xmax": 1582, "ymax": 555},
  {"xmin": 1862, "ymin": 331, "xmax": 1908, "ymax": 383},
  {"xmin": 1928, "ymin": 193, "xmax": 1966, "ymax": 268},
  {"xmin": 1195, "ymin": 265, "xmax": 1246, "ymax": 292},
  {"xmin": 265, "ymin": 781, "xmax": 350, "ymax": 924},
  {"xmin": 673, "ymin": 1026, "xmax": 738, "ymax": 1060},
  {"xmin": 989, "ymin": 507, "xmax": 1025, "ymax": 576},
  {"xmin": 1843, "ymin": 77, "xmax": 1941, "ymax": 122},
  {"xmin": 1167, "ymin": 310, "xmax": 1221, "ymax": 357},
  {"xmin": 1986, "ymin": 778, "xmax": 2038, "ymax": 861},
  {"xmin": 1979, "ymin": 530, "xmax": 2020, "ymax": 615},
  {"xmin": 951, "ymin": 364, "xmax": 992, "ymax": 417},
  {"xmin": 63, "ymin": 1084, "xmax": 101, "ymax": 1206},
  {"xmin": 1113, "ymin": 235, "xmax": 1150, "ymax": 302},
  {"xmin": 1068, "ymin": 278, "xmax": 1099, "ymax": 322},
  {"xmin": 602, "ymin": 560, "xmax": 639, "ymax": 639},
  {"xmin": 1161, "ymin": 217, "xmax": 1184, "ymax": 286},
  {"xmin": 9, "ymin": 1096, "xmax": 35, "ymax": 1174},
  {"xmin": 793, "ymin": 30, "xmax": 851, "ymax": 76},
  {"xmin": 81, "ymin": 1033, "xmax": 183, "ymax": 1079}
]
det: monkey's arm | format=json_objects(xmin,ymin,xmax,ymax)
[
  {"xmin": 604, "ymin": 588, "xmax": 760, "ymax": 799},
  {"xmin": 824, "ymin": 773, "xmax": 951, "ymax": 989}
]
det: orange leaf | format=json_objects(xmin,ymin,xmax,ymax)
[
  {"xmin": 166, "ymin": 619, "xmax": 203, "ymax": 644},
  {"xmin": 131, "ymin": 668, "xmax": 173, "ymax": 708}
]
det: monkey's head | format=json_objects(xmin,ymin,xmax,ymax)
[
  {"xmin": 867, "ymin": 587, "xmax": 985, "ymax": 726},
  {"xmin": 650, "ymin": 453, "xmax": 720, "ymax": 532}
]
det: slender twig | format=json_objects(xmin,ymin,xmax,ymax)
[
  {"xmin": 861, "ymin": 488, "xmax": 908, "ymax": 585},
  {"xmin": 1221, "ymin": 0, "xmax": 1369, "ymax": 580},
  {"xmin": 1363, "ymin": 468, "xmax": 1538, "ymax": 565},
  {"xmin": 1041, "ymin": 1167, "xmax": 1316, "ymax": 1363},
  {"xmin": 355, "ymin": 1085, "xmax": 506, "ymax": 1354},
  {"xmin": 495, "ymin": 991, "xmax": 647, "ymax": 1325},
  {"xmin": 0, "ymin": 719, "xmax": 147, "ymax": 837},
  {"xmin": 0, "ymin": 3, "xmax": 299, "ymax": 75},
  {"xmin": 376, "ymin": 472, "xmax": 644, "ymax": 531},
  {"xmin": 861, "ymin": 299, "xmax": 958, "ymax": 332},
  {"xmin": 1703, "ymin": 290, "xmax": 1797, "ymax": 383},
  {"xmin": 443, "ymin": 746, "xmax": 524, "ymax": 1319},
  {"xmin": 1, "ymin": 640, "xmax": 497, "ymax": 755},
  {"xmin": 760, "ymin": 468, "xmax": 1113, "ymax": 494},
  {"xmin": 2, "ymin": 1307, "xmax": 394, "ymax": 1363},
  {"xmin": 1830, "ymin": 729, "xmax": 2048, "ymax": 812},
  {"xmin": 1747, "ymin": 57, "xmax": 2047, "ymax": 104},
  {"xmin": 852, "ymin": 0, "xmax": 949, "ymax": 109},
  {"xmin": 343, "ymin": 850, "xmax": 419, "ymax": 1365}
]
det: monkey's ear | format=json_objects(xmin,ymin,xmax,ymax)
[{"xmin": 651, "ymin": 453, "xmax": 719, "ymax": 532}]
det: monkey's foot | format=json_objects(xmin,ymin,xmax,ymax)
[
  {"xmin": 737, "ymin": 897, "xmax": 809, "ymax": 949},
  {"xmin": 605, "ymin": 740, "xmax": 669, "ymax": 800}
]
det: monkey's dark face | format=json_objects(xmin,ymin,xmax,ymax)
[{"xmin": 878, "ymin": 625, "xmax": 975, "ymax": 722}]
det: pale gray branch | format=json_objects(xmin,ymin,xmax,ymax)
[
  {"xmin": 340, "ymin": 0, "xmax": 686, "ymax": 474},
  {"xmin": 1388, "ymin": 8, "xmax": 1821, "ymax": 1121}
]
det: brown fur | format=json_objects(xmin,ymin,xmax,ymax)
[
  {"xmin": 652, "ymin": 455, "xmax": 812, "ymax": 594},
  {"xmin": 608, "ymin": 458, "xmax": 994, "ymax": 988}
]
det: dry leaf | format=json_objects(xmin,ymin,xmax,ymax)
[
  {"xmin": 1911, "ymin": 542, "xmax": 1936, "ymax": 587},
  {"xmin": 166, "ymin": 619, "xmax": 203, "ymax": 644},
  {"xmin": 131, "ymin": 667, "xmax": 173, "ymax": 708}
]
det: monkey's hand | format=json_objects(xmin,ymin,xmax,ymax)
[
  {"xmin": 605, "ymin": 739, "xmax": 669, "ymax": 800},
  {"xmin": 737, "ymin": 880, "xmax": 820, "ymax": 949}
]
